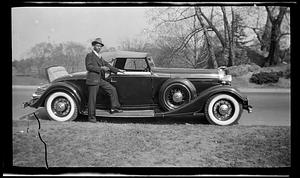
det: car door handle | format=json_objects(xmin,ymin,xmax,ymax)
[{"xmin": 110, "ymin": 78, "xmax": 117, "ymax": 83}]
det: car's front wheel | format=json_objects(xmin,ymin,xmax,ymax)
[
  {"xmin": 204, "ymin": 94, "xmax": 242, "ymax": 126},
  {"xmin": 45, "ymin": 91, "xmax": 78, "ymax": 122}
]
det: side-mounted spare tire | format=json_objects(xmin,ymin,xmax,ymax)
[
  {"xmin": 159, "ymin": 79, "xmax": 197, "ymax": 111},
  {"xmin": 204, "ymin": 94, "xmax": 243, "ymax": 126},
  {"xmin": 45, "ymin": 91, "xmax": 78, "ymax": 122}
]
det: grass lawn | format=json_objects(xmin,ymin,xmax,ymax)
[{"xmin": 13, "ymin": 119, "xmax": 290, "ymax": 167}]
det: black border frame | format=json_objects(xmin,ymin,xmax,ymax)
[{"xmin": 7, "ymin": 0, "xmax": 296, "ymax": 177}]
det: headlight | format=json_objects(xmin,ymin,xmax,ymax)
[
  {"xmin": 221, "ymin": 74, "xmax": 232, "ymax": 84},
  {"xmin": 218, "ymin": 67, "xmax": 232, "ymax": 84},
  {"xmin": 218, "ymin": 69, "xmax": 225, "ymax": 77}
]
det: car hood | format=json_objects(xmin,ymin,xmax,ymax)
[
  {"xmin": 151, "ymin": 67, "xmax": 221, "ymax": 79},
  {"xmin": 50, "ymin": 67, "xmax": 222, "ymax": 82}
]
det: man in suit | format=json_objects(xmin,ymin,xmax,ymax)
[{"xmin": 85, "ymin": 38, "xmax": 125, "ymax": 123}]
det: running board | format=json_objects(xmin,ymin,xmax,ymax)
[{"xmin": 95, "ymin": 109, "xmax": 155, "ymax": 117}]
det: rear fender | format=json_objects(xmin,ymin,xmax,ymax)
[
  {"xmin": 31, "ymin": 82, "xmax": 83, "ymax": 112},
  {"xmin": 158, "ymin": 85, "xmax": 249, "ymax": 116},
  {"xmin": 45, "ymin": 65, "xmax": 69, "ymax": 83}
]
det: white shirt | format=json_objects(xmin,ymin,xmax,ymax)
[{"xmin": 92, "ymin": 50, "xmax": 102, "ymax": 59}]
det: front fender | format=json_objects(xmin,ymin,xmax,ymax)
[
  {"xmin": 29, "ymin": 82, "xmax": 83, "ymax": 110},
  {"xmin": 196, "ymin": 85, "xmax": 250, "ymax": 111},
  {"xmin": 160, "ymin": 78, "xmax": 197, "ymax": 98},
  {"xmin": 158, "ymin": 84, "xmax": 250, "ymax": 117}
]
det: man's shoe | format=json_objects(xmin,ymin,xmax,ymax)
[
  {"xmin": 88, "ymin": 118, "xmax": 97, "ymax": 123},
  {"xmin": 110, "ymin": 108, "xmax": 123, "ymax": 114}
]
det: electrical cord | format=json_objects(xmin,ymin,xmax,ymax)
[{"xmin": 32, "ymin": 112, "xmax": 49, "ymax": 169}]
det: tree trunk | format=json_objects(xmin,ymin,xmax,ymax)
[
  {"xmin": 195, "ymin": 7, "xmax": 218, "ymax": 69},
  {"xmin": 221, "ymin": 7, "xmax": 230, "ymax": 66},
  {"xmin": 265, "ymin": 22, "xmax": 281, "ymax": 66},
  {"xmin": 264, "ymin": 6, "xmax": 287, "ymax": 66},
  {"xmin": 221, "ymin": 6, "xmax": 235, "ymax": 67},
  {"xmin": 261, "ymin": 12, "xmax": 272, "ymax": 53},
  {"xmin": 193, "ymin": 15, "xmax": 199, "ymax": 68},
  {"xmin": 197, "ymin": 6, "xmax": 237, "ymax": 68},
  {"xmin": 230, "ymin": 7, "xmax": 236, "ymax": 66},
  {"xmin": 196, "ymin": 7, "xmax": 226, "ymax": 48}
]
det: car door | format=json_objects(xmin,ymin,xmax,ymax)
[{"xmin": 108, "ymin": 58, "xmax": 154, "ymax": 108}]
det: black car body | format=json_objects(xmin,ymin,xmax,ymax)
[{"xmin": 24, "ymin": 50, "xmax": 252, "ymax": 125}]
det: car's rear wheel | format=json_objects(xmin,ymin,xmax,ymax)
[
  {"xmin": 159, "ymin": 82, "xmax": 194, "ymax": 111},
  {"xmin": 45, "ymin": 91, "xmax": 78, "ymax": 122},
  {"xmin": 204, "ymin": 94, "xmax": 242, "ymax": 126}
]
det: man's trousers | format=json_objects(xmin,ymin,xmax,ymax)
[{"xmin": 87, "ymin": 79, "xmax": 121, "ymax": 119}]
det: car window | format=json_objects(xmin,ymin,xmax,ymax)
[{"xmin": 124, "ymin": 58, "xmax": 148, "ymax": 71}]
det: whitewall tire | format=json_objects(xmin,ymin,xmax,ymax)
[
  {"xmin": 204, "ymin": 94, "xmax": 242, "ymax": 126},
  {"xmin": 45, "ymin": 91, "xmax": 78, "ymax": 122}
]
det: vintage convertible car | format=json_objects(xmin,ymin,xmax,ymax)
[{"xmin": 24, "ymin": 50, "xmax": 252, "ymax": 126}]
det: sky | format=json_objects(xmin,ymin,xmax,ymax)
[{"xmin": 12, "ymin": 7, "xmax": 151, "ymax": 61}]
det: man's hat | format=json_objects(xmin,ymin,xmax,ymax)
[{"xmin": 92, "ymin": 38, "xmax": 104, "ymax": 46}]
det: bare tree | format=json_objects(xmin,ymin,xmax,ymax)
[
  {"xmin": 20, "ymin": 41, "xmax": 87, "ymax": 79},
  {"xmin": 239, "ymin": 6, "xmax": 290, "ymax": 64},
  {"xmin": 28, "ymin": 42, "xmax": 54, "ymax": 77},
  {"xmin": 264, "ymin": 6, "xmax": 288, "ymax": 66},
  {"xmin": 63, "ymin": 42, "xmax": 87, "ymax": 72},
  {"xmin": 147, "ymin": 7, "xmax": 219, "ymax": 69},
  {"xmin": 221, "ymin": 6, "xmax": 236, "ymax": 66},
  {"xmin": 197, "ymin": 6, "xmax": 237, "ymax": 67},
  {"xmin": 147, "ymin": 6, "xmax": 289, "ymax": 68},
  {"xmin": 119, "ymin": 37, "xmax": 148, "ymax": 52},
  {"xmin": 195, "ymin": 7, "xmax": 218, "ymax": 68}
]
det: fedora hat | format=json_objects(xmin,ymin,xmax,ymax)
[{"xmin": 91, "ymin": 38, "xmax": 104, "ymax": 46}]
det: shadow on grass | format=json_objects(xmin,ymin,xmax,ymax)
[
  {"xmin": 75, "ymin": 114, "xmax": 210, "ymax": 125},
  {"xmin": 19, "ymin": 108, "xmax": 50, "ymax": 121},
  {"xmin": 19, "ymin": 107, "xmax": 210, "ymax": 125}
]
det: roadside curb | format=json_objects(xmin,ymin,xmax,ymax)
[
  {"xmin": 12, "ymin": 85, "xmax": 40, "ymax": 89},
  {"xmin": 238, "ymin": 88, "xmax": 290, "ymax": 93}
]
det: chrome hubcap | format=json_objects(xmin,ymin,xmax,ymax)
[
  {"xmin": 213, "ymin": 100, "xmax": 233, "ymax": 121},
  {"xmin": 55, "ymin": 102, "xmax": 66, "ymax": 112},
  {"xmin": 173, "ymin": 91, "xmax": 183, "ymax": 103},
  {"xmin": 52, "ymin": 97, "xmax": 70, "ymax": 117},
  {"xmin": 218, "ymin": 104, "xmax": 229, "ymax": 115}
]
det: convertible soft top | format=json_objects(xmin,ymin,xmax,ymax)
[{"xmin": 101, "ymin": 50, "xmax": 148, "ymax": 61}]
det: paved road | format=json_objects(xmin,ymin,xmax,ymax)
[
  {"xmin": 239, "ymin": 91, "xmax": 290, "ymax": 126},
  {"xmin": 12, "ymin": 86, "xmax": 290, "ymax": 126}
]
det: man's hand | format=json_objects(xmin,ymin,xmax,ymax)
[{"xmin": 100, "ymin": 66, "xmax": 110, "ymax": 72}]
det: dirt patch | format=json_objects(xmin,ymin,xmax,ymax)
[{"xmin": 13, "ymin": 119, "xmax": 290, "ymax": 167}]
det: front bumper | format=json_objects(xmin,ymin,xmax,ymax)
[
  {"xmin": 245, "ymin": 105, "xmax": 253, "ymax": 113},
  {"xmin": 23, "ymin": 98, "xmax": 39, "ymax": 108},
  {"xmin": 23, "ymin": 83, "xmax": 50, "ymax": 108},
  {"xmin": 242, "ymin": 97, "xmax": 253, "ymax": 113}
]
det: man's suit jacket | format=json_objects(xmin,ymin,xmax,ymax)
[{"xmin": 85, "ymin": 51, "xmax": 120, "ymax": 85}]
